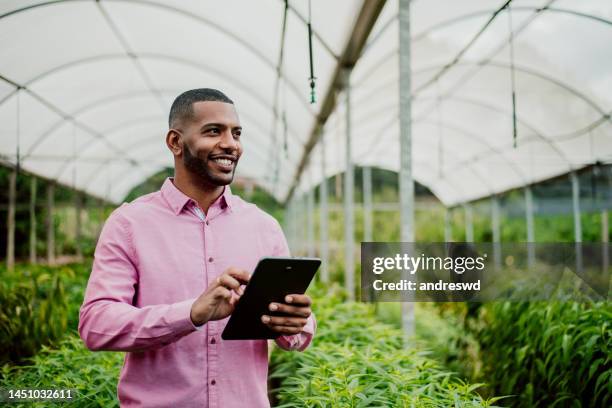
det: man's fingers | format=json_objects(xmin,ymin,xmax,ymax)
[
  {"xmin": 261, "ymin": 315, "xmax": 307, "ymax": 327},
  {"xmin": 263, "ymin": 324, "xmax": 303, "ymax": 335},
  {"xmin": 217, "ymin": 274, "xmax": 241, "ymax": 291},
  {"xmin": 225, "ymin": 268, "xmax": 251, "ymax": 284},
  {"xmin": 284, "ymin": 294, "xmax": 312, "ymax": 306},
  {"xmin": 268, "ymin": 303, "xmax": 311, "ymax": 318},
  {"xmin": 214, "ymin": 286, "xmax": 232, "ymax": 300}
]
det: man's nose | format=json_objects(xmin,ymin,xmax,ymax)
[{"xmin": 219, "ymin": 130, "xmax": 239, "ymax": 150}]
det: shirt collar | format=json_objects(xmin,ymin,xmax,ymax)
[{"xmin": 161, "ymin": 177, "xmax": 233, "ymax": 216}]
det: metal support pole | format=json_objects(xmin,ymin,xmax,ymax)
[
  {"xmin": 491, "ymin": 195, "xmax": 501, "ymax": 270},
  {"xmin": 307, "ymin": 185, "xmax": 315, "ymax": 257},
  {"xmin": 399, "ymin": 0, "xmax": 415, "ymax": 338},
  {"xmin": 571, "ymin": 171, "xmax": 583, "ymax": 272},
  {"xmin": 285, "ymin": 198, "xmax": 295, "ymax": 254},
  {"xmin": 302, "ymin": 194, "xmax": 309, "ymax": 255},
  {"xmin": 75, "ymin": 191, "xmax": 83, "ymax": 261},
  {"xmin": 96, "ymin": 198, "xmax": 105, "ymax": 241},
  {"xmin": 363, "ymin": 166, "xmax": 373, "ymax": 242},
  {"xmin": 444, "ymin": 207, "xmax": 452, "ymax": 242},
  {"xmin": 602, "ymin": 210, "xmax": 609, "ymax": 275},
  {"xmin": 343, "ymin": 67, "xmax": 355, "ymax": 301},
  {"xmin": 525, "ymin": 186, "xmax": 535, "ymax": 267},
  {"xmin": 319, "ymin": 142, "xmax": 330, "ymax": 283},
  {"xmin": 46, "ymin": 182, "xmax": 56, "ymax": 265},
  {"xmin": 29, "ymin": 177, "xmax": 37, "ymax": 264},
  {"xmin": 464, "ymin": 203, "xmax": 474, "ymax": 243},
  {"xmin": 6, "ymin": 168, "xmax": 16, "ymax": 271},
  {"xmin": 292, "ymin": 198, "xmax": 298, "ymax": 254}
]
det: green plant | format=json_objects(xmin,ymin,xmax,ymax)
[
  {"xmin": 0, "ymin": 263, "xmax": 90, "ymax": 364},
  {"xmin": 1, "ymin": 333, "xmax": 122, "ymax": 407},
  {"xmin": 269, "ymin": 284, "xmax": 504, "ymax": 407}
]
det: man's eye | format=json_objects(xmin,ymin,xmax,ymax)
[
  {"xmin": 207, "ymin": 128, "xmax": 220, "ymax": 135},
  {"xmin": 233, "ymin": 131, "xmax": 241, "ymax": 138}
]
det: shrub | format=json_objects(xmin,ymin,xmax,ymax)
[
  {"xmin": 0, "ymin": 333, "xmax": 122, "ymax": 407},
  {"xmin": 0, "ymin": 263, "xmax": 90, "ymax": 364},
  {"xmin": 270, "ymin": 284, "xmax": 504, "ymax": 407},
  {"xmin": 475, "ymin": 301, "xmax": 611, "ymax": 407}
]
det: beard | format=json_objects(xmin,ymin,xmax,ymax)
[{"xmin": 183, "ymin": 144, "xmax": 236, "ymax": 186}]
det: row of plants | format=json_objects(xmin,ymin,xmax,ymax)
[
  {"xmin": 416, "ymin": 301, "xmax": 611, "ymax": 408},
  {"xmin": 0, "ymin": 262, "xmax": 90, "ymax": 365},
  {"xmin": 1, "ymin": 334, "xmax": 123, "ymax": 407},
  {"xmin": 269, "ymin": 284, "xmax": 505, "ymax": 407}
]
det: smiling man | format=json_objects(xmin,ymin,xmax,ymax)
[{"xmin": 78, "ymin": 88, "xmax": 315, "ymax": 408}]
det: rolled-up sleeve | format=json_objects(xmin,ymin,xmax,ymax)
[
  {"xmin": 78, "ymin": 210, "xmax": 197, "ymax": 352},
  {"xmin": 267, "ymin": 218, "xmax": 316, "ymax": 352}
]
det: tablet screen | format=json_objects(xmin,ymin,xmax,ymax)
[{"xmin": 221, "ymin": 257, "xmax": 320, "ymax": 340}]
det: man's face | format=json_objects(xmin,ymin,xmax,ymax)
[{"xmin": 179, "ymin": 101, "xmax": 242, "ymax": 186}]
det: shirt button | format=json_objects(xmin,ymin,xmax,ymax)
[
  {"xmin": 206, "ymin": 220, "xmax": 210, "ymax": 225},
  {"xmin": 210, "ymin": 338, "xmax": 216, "ymax": 344},
  {"xmin": 208, "ymin": 257, "xmax": 214, "ymax": 263},
  {"xmin": 211, "ymin": 379, "xmax": 216, "ymax": 386}
]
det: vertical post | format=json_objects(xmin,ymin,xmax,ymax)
[
  {"xmin": 525, "ymin": 186, "xmax": 535, "ymax": 267},
  {"xmin": 46, "ymin": 182, "xmax": 56, "ymax": 265},
  {"xmin": 444, "ymin": 207, "xmax": 452, "ymax": 242},
  {"xmin": 29, "ymin": 177, "xmax": 37, "ymax": 264},
  {"xmin": 284, "ymin": 203, "xmax": 291, "ymax": 251},
  {"xmin": 399, "ymin": 0, "xmax": 415, "ymax": 338},
  {"xmin": 319, "ymin": 141, "xmax": 329, "ymax": 283},
  {"xmin": 464, "ymin": 203, "xmax": 474, "ymax": 242},
  {"xmin": 307, "ymin": 184, "xmax": 315, "ymax": 257},
  {"xmin": 96, "ymin": 198, "xmax": 105, "ymax": 240},
  {"xmin": 343, "ymin": 67, "xmax": 355, "ymax": 301},
  {"xmin": 491, "ymin": 195, "xmax": 501, "ymax": 269},
  {"xmin": 363, "ymin": 166, "xmax": 373, "ymax": 242},
  {"xmin": 571, "ymin": 171, "xmax": 583, "ymax": 272},
  {"xmin": 75, "ymin": 191, "xmax": 83, "ymax": 261},
  {"xmin": 285, "ymin": 197, "xmax": 295, "ymax": 254},
  {"xmin": 6, "ymin": 168, "xmax": 16, "ymax": 271},
  {"xmin": 602, "ymin": 210, "xmax": 609, "ymax": 275}
]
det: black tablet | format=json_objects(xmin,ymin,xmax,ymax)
[{"xmin": 221, "ymin": 257, "xmax": 320, "ymax": 340}]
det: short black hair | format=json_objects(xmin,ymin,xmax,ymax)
[{"xmin": 168, "ymin": 88, "xmax": 234, "ymax": 128}]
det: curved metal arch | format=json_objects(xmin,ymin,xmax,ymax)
[
  {"xmin": 356, "ymin": 86, "xmax": 579, "ymax": 171},
  {"xmin": 82, "ymin": 141, "xmax": 273, "ymax": 202},
  {"xmin": 106, "ymin": 156, "xmax": 281, "ymax": 205},
  {"xmin": 352, "ymin": 92, "xmax": 574, "ymax": 177},
  {"xmin": 53, "ymin": 108, "xmax": 274, "ymax": 184},
  {"xmin": 364, "ymin": 124, "xmax": 497, "ymax": 198},
  {"xmin": 12, "ymin": 53, "xmax": 309, "ymax": 158},
  {"xmin": 356, "ymin": 6, "xmax": 612, "ymax": 88},
  {"xmin": 352, "ymin": 106, "xmax": 525, "ymax": 188},
  {"xmin": 352, "ymin": 157, "xmax": 469, "ymax": 204},
  {"xmin": 0, "ymin": 0, "xmax": 322, "ymax": 108},
  {"xmin": 2, "ymin": 51, "xmax": 314, "ymax": 120},
  {"xmin": 352, "ymin": 72, "xmax": 611, "ymax": 143},
  {"xmin": 362, "ymin": 6, "xmax": 612, "ymax": 60},
  {"xmin": 281, "ymin": 0, "xmax": 338, "ymax": 59},
  {"xmin": 416, "ymin": 94, "xmax": 593, "ymax": 167},
  {"xmin": 352, "ymin": 59, "xmax": 611, "ymax": 131}
]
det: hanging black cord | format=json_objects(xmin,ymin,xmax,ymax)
[
  {"xmin": 307, "ymin": 0, "xmax": 316, "ymax": 104},
  {"xmin": 507, "ymin": 1, "xmax": 518, "ymax": 148}
]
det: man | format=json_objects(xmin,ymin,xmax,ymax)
[{"xmin": 78, "ymin": 88, "xmax": 315, "ymax": 407}]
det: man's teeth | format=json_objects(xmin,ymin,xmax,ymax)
[{"xmin": 214, "ymin": 158, "xmax": 233, "ymax": 166}]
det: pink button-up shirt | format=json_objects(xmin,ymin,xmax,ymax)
[{"xmin": 78, "ymin": 178, "xmax": 315, "ymax": 407}]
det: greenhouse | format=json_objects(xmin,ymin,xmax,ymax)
[{"xmin": 0, "ymin": 0, "xmax": 610, "ymax": 407}]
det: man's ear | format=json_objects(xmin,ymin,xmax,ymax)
[{"xmin": 166, "ymin": 129, "xmax": 183, "ymax": 157}]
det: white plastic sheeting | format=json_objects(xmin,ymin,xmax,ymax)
[{"xmin": 0, "ymin": 0, "xmax": 610, "ymax": 206}]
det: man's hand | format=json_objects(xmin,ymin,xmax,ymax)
[
  {"xmin": 190, "ymin": 268, "xmax": 250, "ymax": 326},
  {"xmin": 261, "ymin": 294, "xmax": 312, "ymax": 335}
]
